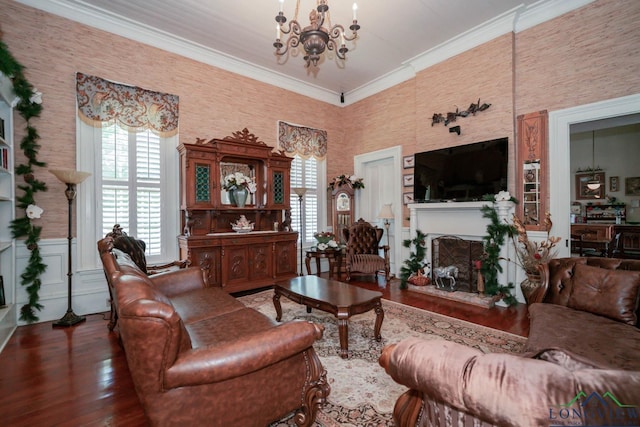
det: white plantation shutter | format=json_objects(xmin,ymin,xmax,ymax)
[
  {"xmin": 290, "ymin": 156, "xmax": 320, "ymax": 245},
  {"xmin": 100, "ymin": 124, "xmax": 163, "ymax": 256}
]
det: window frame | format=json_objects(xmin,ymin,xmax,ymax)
[
  {"xmin": 76, "ymin": 119, "xmax": 180, "ymax": 271},
  {"xmin": 289, "ymin": 155, "xmax": 327, "ymax": 249}
]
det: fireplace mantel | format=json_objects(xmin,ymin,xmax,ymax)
[{"xmin": 408, "ymin": 200, "xmax": 523, "ymax": 303}]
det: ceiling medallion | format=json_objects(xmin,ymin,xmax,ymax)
[{"xmin": 274, "ymin": 0, "xmax": 360, "ymax": 68}]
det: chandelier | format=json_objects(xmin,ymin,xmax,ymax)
[
  {"xmin": 586, "ymin": 130, "xmax": 601, "ymax": 191},
  {"xmin": 274, "ymin": 0, "xmax": 360, "ymax": 68}
]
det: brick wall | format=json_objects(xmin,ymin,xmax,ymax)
[{"xmin": 2, "ymin": 0, "xmax": 639, "ymax": 236}]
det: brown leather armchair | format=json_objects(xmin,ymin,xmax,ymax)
[{"xmin": 342, "ymin": 218, "xmax": 390, "ymax": 284}]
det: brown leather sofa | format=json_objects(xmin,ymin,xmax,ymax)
[
  {"xmin": 98, "ymin": 237, "xmax": 330, "ymax": 427},
  {"xmin": 379, "ymin": 257, "xmax": 640, "ymax": 427}
]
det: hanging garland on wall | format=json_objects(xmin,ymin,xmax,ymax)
[
  {"xmin": 479, "ymin": 194, "xmax": 517, "ymax": 306},
  {"xmin": 0, "ymin": 38, "xmax": 48, "ymax": 323}
]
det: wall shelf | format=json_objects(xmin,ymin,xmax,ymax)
[{"xmin": 0, "ymin": 71, "xmax": 17, "ymax": 350}]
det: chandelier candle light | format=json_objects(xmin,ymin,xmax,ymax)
[{"xmin": 274, "ymin": 0, "xmax": 360, "ymax": 68}]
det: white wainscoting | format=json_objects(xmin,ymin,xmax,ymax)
[{"xmin": 15, "ymin": 239, "xmax": 109, "ymax": 325}]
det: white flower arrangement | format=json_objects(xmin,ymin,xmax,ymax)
[
  {"xmin": 223, "ymin": 172, "xmax": 257, "ymax": 193},
  {"xmin": 314, "ymin": 232, "xmax": 339, "ymax": 251},
  {"xmin": 495, "ymin": 190, "xmax": 512, "ymax": 202},
  {"xmin": 26, "ymin": 204, "xmax": 43, "ymax": 219}
]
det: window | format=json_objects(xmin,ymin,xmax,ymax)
[
  {"xmin": 75, "ymin": 73, "xmax": 179, "ymax": 271},
  {"xmin": 290, "ymin": 155, "xmax": 325, "ymax": 246},
  {"xmin": 100, "ymin": 124, "xmax": 162, "ymax": 254},
  {"xmin": 76, "ymin": 121, "xmax": 179, "ymax": 270}
]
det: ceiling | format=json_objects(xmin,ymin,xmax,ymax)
[{"xmin": 19, "ymin": 0, "xmax": 593, "ymax": 105}]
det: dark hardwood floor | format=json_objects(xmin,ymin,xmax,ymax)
[{"xmin": 0, "ymin": 274, "xmax": 529, "ymax": 426}]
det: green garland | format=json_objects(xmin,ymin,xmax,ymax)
[
  {"xmin": 1, "ymin": 40, "xmax": 48, "ymax": 323},
  {"xmin": 479, "ymin": 198, "xmax": 517, "ymax": 306}
]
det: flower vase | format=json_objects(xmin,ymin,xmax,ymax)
[
  {"xmin": 227, "ymin": 189, "xmax": 236, "ymax": 205},
  {"xmin": 232, "ymin": 187, "xmax": 248, "ymax": 208},
  {"xmin": 521, "ymin": 272, "xmax": 542, "ymax": 304}
]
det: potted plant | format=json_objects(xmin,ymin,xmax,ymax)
[
  {"xmin": 313, "ymin": 231, "xmax": 339, "ymax": 251},
  {"xmin": 399, "ymin": 230, "xmax": 429, "ymax": 289}
]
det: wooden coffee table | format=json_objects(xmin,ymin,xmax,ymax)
[{"xmin": 274, "ymin": 276, "xmax": 384, "ymax": 359}]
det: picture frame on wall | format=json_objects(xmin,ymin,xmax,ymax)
[
  {"xmin": 403, "ymin": 174, "xmax": 414, "ymax": 187},
  {"xmin": 626, "ymin": 177, "xmax": 640, "ymax": 196},
  {"xmin": 609, "ymin": 176, "xmax": 619, "ymax": 192},
  {"xmin": 403, "ymin": 155, "xmax": 414, "ymax": 169},
  {"xmin": 403, "ymin": 192, "xmax": 414, "ymax": 204},
  {"xmin": 575, "ymin": 172, "xmax": 605, "ymax": 200}
]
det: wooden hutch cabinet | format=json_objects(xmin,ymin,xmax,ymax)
[{"xmin": 177, "ymin": 128, "xmax": 297, "ymax": 293}]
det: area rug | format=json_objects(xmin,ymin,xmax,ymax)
[{"xmin": 237, "ymin": 290, "xmax": 527, "ymax": 427}]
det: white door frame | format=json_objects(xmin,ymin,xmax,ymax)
[
  {"xmin": 549, "ymin": 93, "xmax": 640, "ymax": 257},
  {"xmin": 354, "ymin": 145, "xmax": 403, "ymax": 277}
]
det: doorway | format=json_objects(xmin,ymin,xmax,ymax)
[
  {"xmin": 549, "ymin": 93, "xmax": 640, "ymax": 257},
  {"xmin": 354, "ymin": 146, "xmax": 403, "ymax": 277}
]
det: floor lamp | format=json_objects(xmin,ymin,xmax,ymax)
[
  {"xmin": 292, "ymin": 187, "xmax": 308, "ymax": 276},
  {"xmin": 377, "ymin": 203, "xmax": 394, "ymax": 248},
  {"xmin": 50, "ymin": 168, "xmax": 91, "ymax": 328}
]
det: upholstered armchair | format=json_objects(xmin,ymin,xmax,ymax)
[
  {"xmin": 103, "ymin": 224, "xmax": 190, "ymax": 331},
  {"xmin": 342, "ymin": 218, "xmax": 390, "ymax": 284}
]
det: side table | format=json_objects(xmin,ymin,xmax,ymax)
[{"xmin": 305, "ymin": 248, "xmax": 342, "ymax": 279}]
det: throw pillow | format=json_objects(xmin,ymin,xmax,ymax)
[
  {"xmin": 534, "ymin": 348, "xmax": 597, "ymax": 371},
  {"xmin": 568, "ymin": 263, "xmax": 640, "ymax": 325},
  {"xmin": 113, "ymin": 236, "xmax": 147, "ymax": 274}
]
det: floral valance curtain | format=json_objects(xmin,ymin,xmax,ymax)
[
  {"xmin": 76, "ymin": 72, "xmax": 179, "ymax": 137},
  {"xmin": 278, "ymin": 121, "xmax": 327, "ymax": 160}
]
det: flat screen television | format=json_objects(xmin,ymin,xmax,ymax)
[{"xmin": 413, "ymin": 137, "xmax": 508, "ymax": 202}]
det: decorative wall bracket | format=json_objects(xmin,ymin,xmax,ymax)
[{"xmin": 431, "ymin": 99, "xmax": 491, "ymax": 127}]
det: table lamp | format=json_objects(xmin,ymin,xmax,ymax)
[{"xmin": 377, "ymin": 203, "xmax": 394, "ymax": 247}]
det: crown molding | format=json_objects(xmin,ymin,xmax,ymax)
[
  {"xmin": 515, "ymin": 0, "xmax": 596, "ymax": 32},
  {"xmin": 346, "ymin": 66, "xmax": 417, "ymax": 105},
  {"xmin": 344, "ymin": 0, "xmax": 595, "ymax": 105},
  {"xmin": 15, "ymin": 0, "xmax": 343, "ymax": 106},
  {"xmin": 17, "ymin": 0, "xmax": 595, "ymax": 107}
]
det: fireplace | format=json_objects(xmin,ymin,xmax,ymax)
[
  {"xmin": 432, "ymin": 236, "xmax": 484, "ymax": 292},
  {"xmin": 409, "ymin": 201, "xmax": 519, "ymax": 301}
]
